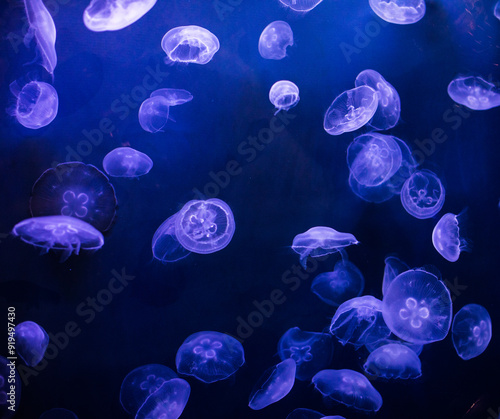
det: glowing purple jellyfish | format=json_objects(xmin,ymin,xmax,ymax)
[
  {"xmin": 161, "ymin": 26, "xmax": 220, "ymax": 65},
  {"xmin": 363, "ymin": 343, "xmax": 422, "ymax": 379},
  {"xmin": 135, "ymin": 378, "xmax": 190, "ymax": 419},
  {"xmin": 152, "ymin": 213, "xmax": 191, "ymax": 263},
  {"xmin": 15, "ymin": 320, "xmax": 49, "ymax": 367}
]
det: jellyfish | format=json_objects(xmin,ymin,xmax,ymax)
[
  {"xmin": 382, "ymin": 269, "xmax": 452, "ymax": 344},
  {"xmin": 150, "ymin": 88, "xmax": 193, "ymax": 106},
  {"xmin": 135, "ymin": 378, "xmax": 190, "ymax": 419},
  {"xmin": 382, "ymin": 256, "xmax": 409, "ymax": 295},
  {"xmin": 311, "ymin": 260, "xmax": 365, "ymax": 307},
  {"xmin": 400, "ymin": 170, "xmax": 445, "ymax": 219},
  {"xmin": 152, "ymin": 213, "xmax": 191, "ymax": 263},
  {"xmin": 161, "ymin": 26, "xmax": 220, "ymax": 65},
  {"xmin": 279, "ymin": 0, "xmax": 324, "ymax": 12},
  {"xmin": 495, "ymin": 0, "xmax": 500, "ymax": 19},
  {"xmin": 175, "ymin": 331, "xmax": 244, "ymax": 383},
  {"xmin": 248, "ymin": 359, "xmax": 296, "ymax": 410},
  {"xmin": 174, "ymin": 199, "xmax": 235, "ymax": 254},
  {"xmin": 0, "ymin": 356, "xmax": 21, "ymax": 419},
  {"xmin": 452, "ymin": 304, "xmax": 492, "ymax": 360},
  {"xmin": 39, "ymin": 408, "xmax": 79, "ymax": 419},
  {"xmin": 447, "ymin": 75, "xmax": 500, "ymax": 110},
  {"xmin": 286, "ymin": 408, "xmax": 325, "ymax": 419},
  {"xmin": 363, "ymin": 343, "xmax": 422, "ymax": 379},
  {"xmin": 258, "ymin": 21, "xmax": 294, "ymax": 60},
  {"xmin": 365, "ymin": 336, "xmax": 423, "ymax": 355},
  {"xmin": 30, "ymin": 162, "xmax": 117, "ymax": 232},
  {"xmin": 138, "ymin": 96, "xmax": 170, "ymax": 133},
  {"xmin": 329, "ymin": 296, "xmax": 391, "ymax": 348},
  {"xmin": 355, "ymin": 70, "xmax": 401, "ymax": 130},
  {"xmin": 323, "ymin": 86, "xmax": 378, "ymax": 136},
  {"xmin": 432, "ymin": 211, "xmax": 471, "ymax": 262},
  {"xmin": 103, "ymin": 147, "xmax": 153, "ymax": 178},
  {"xmin": 312, "ymin": 369, "xmax": 383, "ymax": 412},
  {"xmin": 277, "ymin": 327, "xmax": 334, "ymax": 381},
  {"xmin": 15, "ymin": 321, "xmax": 48, "ymax": 367},
  {"xmin": 83, "ymin": 0, "xmax": 157, "ymax": 32},
  {"xmin": 368, "ymin": 0, "xmax": 426, "ymax": 25},
  {"xmin": 269, "ymin": 81, "xmax": 300, "ymax": 115},
  {"xmin": 292, "ymin": 227, "xmax": 358, "ymax": 269}
]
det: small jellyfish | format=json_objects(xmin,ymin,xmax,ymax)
[
  {"xmin": 135, "ymin": 378, "xmax": 190, "ymax": 419},
  {"xmin": 161, "ymin": 26, "xmax": 220, "ymax": 65},
  {"xmin": 248, "ymin": 359, "xmax": 296, "ymax": 410},
  {"xmin": 452, "ymin": 304, "xmax": 492, "ymax": 360},
  {"xmin": 174, "ymin": 199, "xmax": 235, "ymax": 254},
  {"xmin": 152, "ymin": 213, "xmax": 191, "ymax": 263},
  {"xmin": 279, "ymin": 0, "xmax": 324, "ymax": 12},
  {"xmin": 368, "ymin": 0, "xmax": 426, "ymax": 25},
  {"xmin": 447, "ymin": 75, "xmax": 500, "ymax": 110},
  {"xmin": 258, "ymin": 21, "xmax": 294, "ymax": 60},
  {"xmin": 103, "ymin": 147, "xmax": 153, "ymax": 178},
  {"xmin": 39, "ymin": 408, "xmax": 79, "ymax": 419},
  {"xmin": 138, "ymin": 96, "xmax": 170, "ymax": 133},
  {"xmin": 286, "ymin": 408, "xmax": 325, "ymax": 419},
  {"xmin": 382, "ymin": 256, "xmax": 409, "ymax": 295},
  {"xmin": 400, "ymin": 169, "xmax": 445, "ymax": 219},
  {"xmin": 15, "ymin": 321, "xmax": 49, "ymax": 367},
  {"xmin": 269, "ymin": 81, "xmax": 300, "ymax": 115},
  {"xmin": 363, "ymin": 343, "xmax": 422, "ymax": 379},
  {"xmin": 0, "ymin": 356, "xmax": 21, "ymax": 419},
  {"xmin": 365, "ymin": 336, "xmax": 423, "ymax": 355},
  {"xmin": 277, "ymin": 327, "xmax": 334, "ymax": 381},
  {"xmin": 175, "ymin": 331, "xmax": 244, "ymax": 383},
  {"xmin": 432, "ymin": 211, "xmax": 471, "ymax": 262},
  {"xmin": 150, "ymin": 88, "xmax": 193, "ymax": 106},
  {"xmin": 312, "ymin": 369, "xmax": 383, "ymax": 412},
  {"xmin": 83, "ymin": 0, "xmax": 157, "ymax": 32},
  {"xmin": 324, "ymin": 86, "xmax": 378, "ymax": 136},
  {"xmin": 495, "ymin": 0, "xmax": 500, "ymax": 19}
]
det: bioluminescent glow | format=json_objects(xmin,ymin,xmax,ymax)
[
  {"xmin": 269, "ymin": 80, "xmax": 300, "ymax": 114},
  {"xmin": 15, "ymin": 321, "xmax": 48, "ymax": 367},
  {"xmin": 363, "ymin": 343, "xmax": 422, "ymax": 379},
  {"xmin": 138, "ymin": 96, "xmax": 170, "ymax": 133},
  {"xmin": 400, "ymin": 169, "xmax": 445, "ymax": 219},
  {"xmin": 452, "ymin": 304, "xmax": 492, "ymax": 360},
  {"xmin": 135, "ymin": 378, "xmax": 190, "ymax": 419},
  {"xmin": 365, "ymin": 336, "xmax": 423, "ymax": 355},
  {"xmin": 161, "ymin": 26, "xmax": 220, "ymax": 65},
  {"xmin": 368, "ymin": 0, "xmax": 426, "ymax": 25},
  {"xmin": 258, "ymin": 21, "xmax": 293, "ymax": 60},
  {"xmin": 447, "ymin": 75, "xmax": 500, "ymax": 110},
  {"xmin": 150, "ymin": 88, "xmax": 193, "ymax": 106},
  {"xmin": 432, "ymin": 211, "xmax": 470, "ymax": 262},
  {"xmin": 152, "ymin": 213, "xmax": 191, "ymax": 263},
  {"xmin": 103, "ymin": 147, "xmax": 153, "ymax": 178},
  {"xmin": 279, "ymin": 0, "xmax": 324, "ymax": 12}
]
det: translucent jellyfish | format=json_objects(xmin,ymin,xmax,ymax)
[
  {"xmin": 152, "ymin": 213, "xmax": 191, "ymax": 263},
  {"xmin": 311, "ymin": 260, "xmax": 365, "ymax": 307},
  {"xmin": 161, "ymin": 26, "xmax": 220, "ymax": 65},
  {"xmin": 120, "ymin": 364, "xmax": 178, "ymax": 415},
  {"xmin": 323, "ymin": 86, "xmax": 378, "ymax": 136},
  {"xmin": 174, "ymin": 199, "xmax": 235, "ymax": 254},
  {"xmin": 8, "ymin": 81, "xmax": 58, "ymax": 129},
  {"xmin": 329, "ymin": 296, "xmax": 391, "ymax": 348},
  {"xmin": 292, "ymin": 226, "xmax": 358, "ymax": 269},
  {"xmin": 452, "ymin": 304, "xmax": 492, "ymax": 360},
  {"xmin": 495, "ymin": 0, "xmax": 500, "ymax": 19},
  {"xmin": 363, "ymin": 343, "xmax": 422, "ymax": 379},
  {"xmin": 83, "ymin": 0, "xmax": 157, "ymax": 32},
  {"xmin": 269, "ymin": 81, "xmax": 300, "ymax": 115},
  {"xmin": 368, "ymin": 0, "xmax": 426, "ymax": 25},
  {"xmin": 15, "ymin": 321, "xmax": 48, "ymax": 367},
  {"xmin": 286, "ymin": 408, "xmax": 325, "ymax": 419},
  {"xmin": 279, "ymin": 0, "xmax": 324, "ymax": 12},
  {"xmin": 175, "ymin": 331, "xmax": 244, "ymax": 383},
  {"xmin": 258, "ymin": 21, "xmax": 293, "ymax": 60},
  {"xmin": 382, "ymin": 269, "xmax": 452, "ymax": 344},
  {"xmin": 277, "ymin": 327, "xmax": 334, "ymax": 381},
  {"xmin": 355, "ymin": 70, "xmax": 401, "ymax": 130},
  {"xmin": 365, "ymin": 336, "xmax": 423, "ymax": 355},
  {"xmin": 382, "ymin": 256, "xmax": 409, "ymax": 295},
  {"xmin": 30, "ymin": 162, "xmax": 117, "ymax": 232},
  {"xmin": 138, "ymin": 96, "xmax": 170, "ymax": 133},
  {"xmin": 150, "ymin": 88, "xmax": 193, "ymax": 106},
  {"xmin": 248, "ymin": 359, "xmax": 296, "ymax": 410},
  {"xmin": 447, "ymin": 75, "xmax": 500, "ymax": 110},
  {"xmin": 135, "ymin": 378, "xmax": 190, "ymax": 419},
  {"xmin": 0, "ymin": 355, "xmax": 21, "ymax": 419},
  {"xmin": 12, "ymin": 216, "xmax": 104, "ymax": 262},
  {"xmin": 432, "ymin": 211, "xmax": 470, "ymax": 262},
  {"xmin": 312, "ymin": 369, "xmax": 383, "ymax": 412},
  {"xmin": 400, "ymin": 170, "xmax": 445, "ymax": 219},
  {"xmin": 103, "ymin": 147, "xmax": 153, "ymax": 178},
  {"xmin": 39, "ymin": 408, "xmax": 79, "ymax": 419}
]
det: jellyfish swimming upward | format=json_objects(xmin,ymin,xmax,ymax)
[
  {"xmin": 447, "ymin": 75, "xmax": 500, "ymax": 110},
  {"xmin": 368, "ymin": 0, "xmax": 426, "ymax": 25},
  {"xmin": 269, "ymin": 80, "xmax": 300, "ymax": 115},
  {"xmin": 452, "ymin": 304, "xmax": 492, "ymax": 360},
  {"xmin": 258, "ymin": 21, "xmax": 294, "ymax": 60},
  {"xmin": 432, "ymin": 211, "xmax": 470, "ymax": 262}
]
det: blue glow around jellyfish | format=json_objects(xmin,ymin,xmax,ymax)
[
  {"xmin": 382, "ymin": 256, "xmax": 409, "ymax": 295},
  {"xmin": 175, "ymin": 331, "xmax": 244, "ymax": 383},
  {"xmin": 368, "ymin": 0, "xmax": 426, "ymax": 25},
  {"xmin": 258, "ymin": 21, "xmax": 293, "ymax": 60},
  {"xmin": 138, "ymin": 96, "xmax": 170, "ymax": 133},
  {"xmin": 152, "ymin": 212, "xmax": 191, "ymax": 263},
  {"xmin": 432, "ymin": 211, "xmax": 470, "ymax": 262},
  {"xmin": 135, "ymin": 378, "xmax": 190, "ymax": 419},
  {"xmin": 15, "ymin": 321, "xmax": 48, "ymax": 367},
  {"xmin": 363, "ymin": 343, "xmax": 422, "ymax": 379},
  {"xmin": 0, "ymin": 355, "xmax": 21, "ymax": 418},
  {"xmin": 279, "ymin": 0, "xmax": 324, "ymax": 12},
  {"xmin": 103, "ymin": 147, "xmax": 153, "ymax": 178},
  {"xmin": 400, "ymin": 169, "xmax": 445, "ymax": 219},
  {"xmin": 495, "ymin": 1, "xmax": 500, "ymax": 19},
  {"xmin": 269, "ymin": 81, "xmax": 300, "ymax": 115},
  {"xmin": 150, "ymin": 88, "xmax": 193, "ymax": 106},
  {"xmin": 286, "ymin": 408, "xmax": 325, "ymax": 419},
  {"xmin": 447, "ymin": 75, "xmax": 500, "ymax": 110},
  {"xmin": 365, "ymin": 335, "xmax": 423, "ymax": 355},
  {"xmin": 161, "ymin": 26, "xmax": 220, "ymax": 65},
  {"xmin": 452, "ymin": 304, "xmax": 492, "ymax": 360},
  {"xmin": 248, "ymin": 358, "xmax": 296, "ymax": 410},
  {"xmin": 39, "ymin": 408, "xmax": 79, "ymax": 418}
]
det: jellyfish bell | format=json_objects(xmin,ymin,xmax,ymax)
[
  {"xmin": 103, "ymin": 147, "xmax": 153, "ymax": 178},
  {"xmin": 363, "ymin": 343, "xmax": 422, "ymax": 379},
  {"xmin": 138, "ymin": 96, "xmax": 170, "ymax": 133},
  {"xmin": 15, "ymin": 321, "xmax": 49, "ymax": 367},
  {"xmin": 279, "ymin": 0, "xmax": 324, "ymax": 12},
  {"xmin": 150, "ymin": 88, "xmax": 193, "ymax": 106},
  {"xmin": 452, "ymin": 304, "xmax": 492, "ymax": 360},
  {"xmin": 432, "ymin": 210, "xmax": 471, "ymax": 262},
  {"xmin": 258, "ymin": 21, "xmax": 294, "ymax": 60},
  {"xmin": 135, "ymin": 378, "xmax": 190, "ymax": 419},
  {"xmin": 400, "ymin": 169, "xmax": 445, "ymax": 219},
  {"xmin": 368, "ymin": 0, "xmax": 426, "ymax": 25},
  {"xmin": 269, "ymin": 80, "xmax": 300, "ymax": 115},
  {"xmin": 382, "ymin": 255, "xmax": 409, "ymax": 295},
  {"xmin": 38, "ymin": 408, "xmax": 79, "ymax": 419},
  {"xmin": 447, "ymin": 75, "xmax": 500, "ymax": 110},
  {"xmin": 152, "ymin": 212, "xmax": 191, "ymax": 263}
]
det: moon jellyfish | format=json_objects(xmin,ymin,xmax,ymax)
[
  {"xmin": 103, "ymin": 147, "xmax": 153, "ymax": 178},
  {"xmin": 363, "ymin": 343, "xmax": 422, "ymax": 379},
  {"xmin": 355, "ymin": 70, "xmax": 401, "ymax": 130},
  {"xmin": 152, "ymin": 213, "xmax": 191, "ymax": 263},
  {"xmin": 150, "ymin": 88, "xmax": 193, "ymax": 106},
  {"xmin": 161, "ymin": 26, "xmax": 220, "ymax": 65},
  {"xmin": 312, "ymin": 369, "xmax": 383, "ymax": 412},
  {"xmin": 174, "ymin": 198, "xmax": 235, "ymax": 254},
  {"xmin": 0, "ymin": 356, "xmax": 21, "ymax": 419},
  {"xmin": 138, "ymin": 96, "xmax": 170, "ymax": 133},
  {"xmin": 83, "ymin": 0, "xmax": 157, "ymax": 32},
  {"xmin": 30, "ymin": 162, "xmax": 117, "ymax": 232},
  {"xmin": 269, "ymin": 81, "xmax": 300, "ymax": 115},
  {"xmin": 432, "ymin": 211, "xmax": 470, "ymax": 262},
  {"xmin": 400, "ymin": 170, "xmax": 445, "ymax": 219},
  {"xmin": 248, "ymin": 359, "xmax": 296, "ymax": 410},
  {"xmin": 292, "ymin": 226, "xmax": 358, "ymax": 269},
  {"xmin": 279, "ymin": 0, "xmax": 324, "ymax": 12},
  {"xmin": 452, "ymin": 304, "xmax": 492, "ymax": 360},
  {"xmin": 39, "ymin": 409, "xmax": 78, "ymax": 419},
  {"xmin": 368, "ymin": 0, "xmax": 426, "ymax": 24},
  {"xmin": 329, "ymin": 296, "xmax": 391, "ymax": 348},
  {"xmin": 135, "ymin": 378, "xmax": 190, "ymax": 419},
  {"xmin": 277, "ymin": 327, "xmax": 334, "ymax": 381},
  {"xmin": 382, "ymin": 256, "xmax": 409, "ymax": 295},
  {"xmin": 447, "ymin": 75, "xmax": 500, "ymax": 110},
  {"xmin": 258, "ymin": 21, "xmax": 293, "ymax": 60},
  {"xmin": 175, "ymin": 331, "xmax": 244, "ymax": 383},
  {"xmin": 382, "ymin": 269, "xmax": 452, "ymax": 344},
  {"xmin": 311, "ymin": 260, "xmax": 365, "ymax": 307},
  {"xmin": 324, "ymin": 86, "xmax": 378, "ymax": 136},
  {"xmin": 365, "ymin": 336, "xmax": 423, "ymax": 355},
  {"xmin": 286, "ymin": 408, "xmax": 325, "ymax": 419},
  {"xmin": 15, "ymin": 321, "xmax": 48, "ymax": 367}
]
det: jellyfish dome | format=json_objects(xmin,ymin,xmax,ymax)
[
  {"xmin": 279, "ymin": 0, "xmax": 324, "ymax": 12},
  {"xmin": 452, "ymin": 304, "xmax": 492, "ymax": 360},
  {"xmin": 175, "ymin": 331, "xmax": 244, "ymax": 383},
  {"xmin": 432, "ymin": 211, "xmax": 470, "ymax": 262},
  {"xmin": 0, "ymin": 356, "xmax": 21, "ymax": 419},
  {"xmin": 368, "ymin": 0, "xmax": 426, "ymax": 25},
  {"xmin": 495, "ymin": 0, "xmax": 500, "ymax": 19},
  {"xmin": 400, "ymin": 169, "xmax": 445, "ymax": 219},
  {"xmin": 363, "ymin": 343, "xmax": 422, "ymax": 379},
  {"xmin": 365, "ymin": 335, "xmax": 423, "ymax": 355},
  {"xmin": 15, "ymin": 321, "xmax": 49, "ymax": 367},
  {"xmin": 152, "ymin": 213, "xmax": 191, "ymax": 263},
  {"xmin": 150, "ymin": 88, "xmax": 193, "ymax": 106},
  {"xmin": 447, "ymin": 75, "xmax": 500, "ymax": 110},
  {"xmin": 135, "ymin": 378, "xmax": 190, "ymax": 419},
  {"xmin": 258, "ymin": 21, "xmax": 294, "ymax": 60},
  {"xmin": 286, "ymin": 408, "xmax": 325, "ymax": 419},
  {"xmin": 138, "ymin": 96, "xmax": 170, "ymax": 133},
  {"xmin": 382, "ymin": 256, "xmax": 409, "ymax": 295},
  {"xmin": 269, "ymin": 81, "xmax": 300, "ymax": 114},
  {"xmin": 30, "ymin": 162, "xmax": 117, "ymax": 232},
  {"xmin": 39, "ymin": 408, "xmax": 79, "ymax": 419},
  {"xmin": 103, "ymin": 147, "xmax": 153, "ymax": 178}
]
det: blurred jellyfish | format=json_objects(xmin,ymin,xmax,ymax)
[
  {"xmin": 39, "ymin": 408, "xmax": 79, "ymax": 419},
  {"xmin": 103, "ymin": 147, "xmax": 153, "ymax": 177},
  {"xmin": 0, "ymin": 356, "xmax": 21, "ymax": 419},
  {"xmin": 249, "ymin": 359, "xmax": 296, "ymax": 410},
  {"xmin": 286, "ymin": 408, "xmax": 325, "ymax": 419},
  {"xmin": 152, "ymin": 213, "xmax": 191, "ymax": 263},
  {"xmin": 138, "ymin": 96, "xmax": 170, "ymax": 133},
  {"xmin": 269, "ymin": 81, "xmax": 300, "ymax": 115},
  {"xmin": 135, "ymin": 378, "xmax": 190, "ymax": 419},
  {"xmin": 150, "ymin": 88, "xmax": 193, "ymax": 106},
  {"xmin": 365, "ymin": 335, "xmax": 423, "ymax": 355},
  {"xmin": 495, "ymin": 1, "xmax": 500, "ymax": 19},
  {"xmin": 258, "ymin": 21, "xmax": 293, "ymax": 60},
  {"xmin": 312, "ymin": 369, "xmax": 383, "ymax": 412},
  {"xmin": 30, "ymin": 162, "xmax": 117, "ymax": 232},
  {"xmin": 363, "ymin": 343, "xmax": 422, "ymax": 379},
  {"xmin": 161, "ymin": 26, "xmax": 220, "ymax": 65},
  {"xmin": 176, "ymin": 331, "xmax": 244, "ymax": 383},
  {"xmin": 83, "ymin": 0, "xmax": 157, "ymax": 32},
  {"xmin": 432, "ymin": 211, "xmax": 471, "ymax": 262},
  {"xmin": 382, "ymin": 256, "xmax": 409, "ymax": 295},
  {"xmin": 452, "ymin": 304, "xmax": 492, "ymax": 360},
  {"xmin": 324, "ymin": 86, "xmax": 378, "ymax": 136},
  {"xmin": 279, "ymin": 0, "xmax": 324, "ymax": 12},
  {"xmin": 400, "ymin": 170, "xmax": 445, "ymax": 219},
  {"xmin": 447, "ymin": 75, "xmax": 500, "ymax": 110},
  {"xmin": 15, "ymin": 321, "xmax": 48, "ymax": 366},
  {"xmin": 368, "ymin": 0, "xmax": 426, "ymax": 24}
]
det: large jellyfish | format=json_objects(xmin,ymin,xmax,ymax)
[
  {"xmin": 277, "ymin": 327, "xmax": 334, "ymax": 380},
  {"xmin": 175, "ymin": 331, "xmax": 244, "ymax": 383},
  {"xmin": 258, "ymin": 21, "xmax": 293, "ymax": 60},
  {"xmin": 138, "ymin": 96, "xmax": 170, "ymax": 133},
  {"xmin": 161, "ymin": 26, "xmax": 220, "ymax": 65},
  {"xmin": 103, "ymin": 147, "xmax": 153, "ymax": 178},
  {"xmin": 400, "ymin": 170, "xmax": 445, "ymax": 219},
  {"xmin": 279, "ymin": 0, "xmax": 324, "ymax": 12},
  {"xmin": 30, "ymin": 162, "xmax": 117, "ymax": 232},
  {"xmin": 363, "ymin": 343, "xmax": 422, "ymax": 379},
  {"xmin": 39, "ymin": 409, "xmax": 79, "ymax": 419},
  {"xmin": 152, "ymin": 213, "xmax": 191, "ymax": 263},
  {"xmin": 269, "ymin": 81, "xmax": 300, "ymax": 115},
  {"xmin": 382, "ymin": 256, "xmax": 409, "ymax": 295},
  {"xmin": 452, "ymin": 304, "xmax": 492, "ymax": 360},
  {"xmin": 0, "ymin": 355, "xmax": 21, "ymax": 419},
  {"xmin": 447, "ymin": 75, "xmax": 500, "ymax": 110},
  {"xmin": 249, "ymin": 359, "xmax": 296, "ymax": 410},
  {"xmin": 368, "ymin": 0, "xmax": 426, "ymax": 24},
  {"xmin": 150, "ymin": 88, "xmax": 193, "ymax": 106},
  {"xmin": 432, "ymin": 211, "xmax": 470, "ymax": 262},
  {"xmin": 135, "ymin": 378, "xmax": 190, "ymax": 419},
  {"xmin": 15, "ymin": 321, "xmax": 48, "ymax": 366}
]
